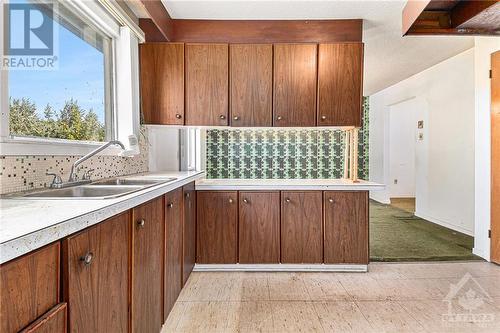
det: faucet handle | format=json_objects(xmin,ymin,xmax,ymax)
[
  {"xmin": 46, "ymin": 173, "xmax": 62, "ymax": 186},
  {"xmin": 82, "ymin": 169, "xmax": 95, "ymax": 180}
]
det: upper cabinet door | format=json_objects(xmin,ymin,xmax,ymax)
[
  {"xmin": 273, "ymin": 44, "xmax": 317, "ymax": 127},
  {"xmin": 318, "ymin": 43, "xmax": 363, "ymax": 127},
  {"xmin": 140, "ymin": 43, "xmax": 184, "ymax": 125},
  {"xmin": 185, "ymin": 44, "xmax": 229, "ymax": 126},
  {"xmin": 230, "ymin": 44, "xmax": 273, "ymax": 127}
]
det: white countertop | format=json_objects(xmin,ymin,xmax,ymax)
[
  {"xmin": 0, "ymin": 171, "xmax": 205, "ymax": 264},
  {"xmin": 195, "ymin": 178, "xmax": 385, "ymax": 191}
]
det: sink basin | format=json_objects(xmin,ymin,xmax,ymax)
[
  {"xmin": 89, "ymin": 177, "xmax": 177, "ymax": 186},
  {"xmin": 21, "ymin": 185, "xmax": 144, "ymax": 199}
]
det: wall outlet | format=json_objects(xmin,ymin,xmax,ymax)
[{"xmin": 418, "ymin": 133, "xmax": 424, "ymax": 141}]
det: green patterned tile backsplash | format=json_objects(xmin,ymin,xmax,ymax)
[{"xmin": 206, "ymin": 98, "xmax": 369, "ymax": 180}]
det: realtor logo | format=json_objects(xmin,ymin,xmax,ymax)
[
  {"xmin": 2, "ymin": 1, "xmax": 58, "ymax": 70},
  {"xmin": 442, "ymin": 273, "xmax": 495, "ymax": 326}
]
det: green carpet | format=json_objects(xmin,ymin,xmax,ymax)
[{"xmin": 370, "ymin": 200, "xmax": 482, "ymax": 262}]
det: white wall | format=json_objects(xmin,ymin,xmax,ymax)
[
  {"xmin": 473, "ymin": 37, "xmax": 500, "ymax": 261},
  {"xmin": 147, "ymin": 127, "xmax": 181, "ymax": 171},
  {"xmin": 369, "ymin": 48, "xmax": 476, "ymax": 236},
  {"xmin": 388, "ymin": 99, "xmax": 417, "ymax": 198}
]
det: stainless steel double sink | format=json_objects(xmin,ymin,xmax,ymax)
[{"xmin": 17, "ymin": 177, "xmax": 177, "ymax": 200}]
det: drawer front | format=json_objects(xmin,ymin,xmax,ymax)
[{"xmin": 20, "ymin": 303, "xmax": 67, "ymax": 333}]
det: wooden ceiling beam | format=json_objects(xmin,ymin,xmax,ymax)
[
  {"xmin": 139, "ymin": 0, "xmax": 174, "ymax": 41},
  {"xmin": 450, "ymin": 0, "xmax": 498, "ymax": 28}
]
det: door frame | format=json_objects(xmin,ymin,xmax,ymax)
[{"xmin": 491, "ymin": 50, "xmax": 500, "ymax": 264}]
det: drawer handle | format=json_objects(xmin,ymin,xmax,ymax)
[
  {"xmin": 175, "ymin": 113, "xmax": 182, "ymax": 119},
  {"xmin": 219, "ymin": 115, "xmax": 226, "ymax": 120},
  {"xmin": 228, "ymin": 198, "xmax": 233, "ymax": 203},
  {"xmin": 276, "ymin": 116, "xmax": 282, "ymax": 121},
  {"xmin": 285, "ymin": 198, "xmax": 291, "ymax": 203},
  {"xmin": 233, "ymin": 116, "xmax": 239, "ymax": 121},
  {"xmin": 243, "ymin": 198, "xmax": 249, "ymax": 204},
  {"xmin": 137, "ymin": 219, "xmax": 145, "ymax": 228},
  {"xmin": 167, "ymin": 202, "xmax": 174, "ymax": 208},
  {"xmin": 80, "ymin": 252, "xmax": 94, "ymax": 266},
  {"xmin": 328, "ymin": 198, "xmax": 334, "ymax": 203},
  {"xmin": 321, "ymin": 115, "xmax": 327, "ymax": 121}
]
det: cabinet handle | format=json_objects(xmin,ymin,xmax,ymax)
[
  {"xmin": 219, "ymin": 115, "xmax": 226, "ymax": 120},
  {"xmin": 228, "ymin": 198, "xmax": 233, "ymax": 203},
  {"xmin": 233, "ymin": 116, "xmax": 239, "ymax": 121},
  {"xmin": 185, "ymin": 192, "xmax": 190, "ymax": 199},
  {"xmin": 137, "ymin": 219, "xmax": 145, "ymax": 228},
  {"xmin": 80, "ymin": 252, "xmax": 94, "ymax": 266},
  {"xmin": 328, "ymin": 198, "xmax": 334, "ymax": 203},
  {"xmin": 276, "ymin": 116, "xmax": 282, "ymax": 121},
  {"xmin": 175, "ymin": 113, "xmax": 182, "ymax": 119},
  {"xmin": 243, "ymin": 198, "xmax": 249, "ymax": 204},
  {"xmin": 167, "ymin": 202, "xmax": 174, "ymax": 208},
  {"xmin": 321, "ymin": 115, "xmax": 327, "ymax": 121},
  {"xmin": 285, "ymin": 198, "xmax": 291, "ymax": 203}
]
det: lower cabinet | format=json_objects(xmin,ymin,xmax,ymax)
[
  {"xmin": 63, "ymin": 212, "xmax": 130, "ymax": 333},
  {"xmin": 0, "ymin": 243, "xmax": 60, "ymax": 333},
  {"xmin": 164, "ymin": 188, "xmax": 183, "ymax": 320},
  {"xmin": 197, "ymin": 191, "xmax": 238, "ymax": 263},
  {"xmin": 281, "ymin": 191, "xmax": 323, "ymax": 263},
  {"xmin": 131, "ymin": 197, "xmax": 164, "ymax": 333},
  {"xmin": 182, "ymin": 182, "xmax": 196, "ymax": 285},
  {"xmin": 324, "ymin": 191, "xmax": 369, "ymax": 264},
  {"xmin": 239, "ymin": 191, "xmax": 280, "ymax": 263},
  {"xmin": 20, "ymin": 303, "xmax": 67, "ymax": 333}
]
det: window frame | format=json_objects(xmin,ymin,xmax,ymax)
[{"xmin": 0, "ymin": 0, "xmax": 144, "ymax": 156}]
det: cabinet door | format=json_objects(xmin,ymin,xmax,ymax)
[
  {"xmin": 20, "ymin": 303, "xmax": 67, "ymax": 333},
  {"xmin": 185, "ymin": 43, "xmax": 229, "ymax": 125},
  {"xmin": 239, "ymin": 191, "xmax": 280, "ymax": 263},
  {"xmin": 182, "ymin": 182, "xmax": 196, "ymax": 285},
  {"xmin": 281, "ymin": 191, "xmax": 323, "ymax": 263},
  {"xmin": 324, "ymin": 191, "xmax": 369, "ymax": 264},
  {"xmin": 273, "ymin": 44, "xmax": 317, "ymax": 127},
  {"xmin": 230, "ymin": 44, "xmax": 273, "ymax": 126},
  {"xmin": 197, "ymin": 191, "xmax": 238, "ymax": 263},
  {"xmin": 164, "ymin": 188, "xmax": 183, "ymax": 320},
  {"xmin": 131, "ymin": 197, "xmax": 164, "ymax": 333},
  {"xmin": 318, "ymin": 43, "xmax": 363, "ymax": 126},
  {"xmin": 140, "ymin": 43, "xmax": 184, "ymax": 125},
  {"xmin": 63, "ymin": 212, "xmax": 129, "ymax": 333},
  {"xmin": 0, "ymin": 243, "xmax": 60, "ymax": 333}
]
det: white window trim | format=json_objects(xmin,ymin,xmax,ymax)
[{"xmin": 0, "ymin": 0, "xmax": 143, "ymax": 156}]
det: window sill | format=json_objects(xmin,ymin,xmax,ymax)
[{"xmin": 0, "ymin": 136, "xmax": 123, "ymax": 156}]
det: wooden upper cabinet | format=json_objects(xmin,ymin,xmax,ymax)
[
  {"xmin": 185, "ymin": 43, "xmax": 229, "ymax": 125},
  {"xmin": 131, "ymin": 197, "xmax": 164, "ymax": 333},
  {"xmin": 318, "ymin": 43, "xmax": 363, "ymax": 127},
  {"xmin": 324, "ymin": 191, "xmax": 369, "ymax": 264},
  {"xmin": 230, "ymin": 44, "xmax": 273, "ymax": 126},
  {"xmin": 239, "ymin": 191, "xmax": 280, "ymax": 263},
  {"xmin": 63, "ymin": 212, "xmax": 129, "ymax": 333},
  {"xmin": 273, "ymin": 44, "xmax": 317, "ymax": 127},
  {"xmin": 182, "ymin": 182, "xmax": 196, "ymax": 285},
  {"xmin": 164, "ymin": 188, "xmax": 184, "ymax": 321},
  {"xmin": 0, "ymin": 243, "xmax": 60, "ymax": 333},
  {"xmin": 281, "ymin": 191, "xmax": 323, "ymax": 263},
  {"xmin": 197, "ymin": 191, "xmax": 238, "ymax": 264},
  {"xmin": 140, "ymin": 43, "xmax": 184, "ymax": 125}
]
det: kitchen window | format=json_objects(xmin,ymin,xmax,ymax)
[{"xmin": 0, "ymin": 0, "xmax": 144, "ymax": 155}]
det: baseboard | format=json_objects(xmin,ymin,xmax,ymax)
[
  {"xmin": 414, "ymin": 210, "xmax": 474, "ymax": 236},
  {"xmin": 193, "ymin": 264, "xmax": 368, "ymax": 272}
]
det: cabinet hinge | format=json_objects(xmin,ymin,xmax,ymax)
[
  {"xmin": 488, "ymin": 229, "xmax": 491, "ymax": 238},
  {"xmin": 489, "ymin": 69, "xmax": 492, "ymax": 79}
]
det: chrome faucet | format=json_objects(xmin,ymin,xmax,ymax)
[{"xmin": 68, "ymin": 140, "xmax": 125, "ymax": 182}]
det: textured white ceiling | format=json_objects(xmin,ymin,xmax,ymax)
[{"xmin": 158, "ymin": 0, "xmax": 474, "ymax": 95}]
